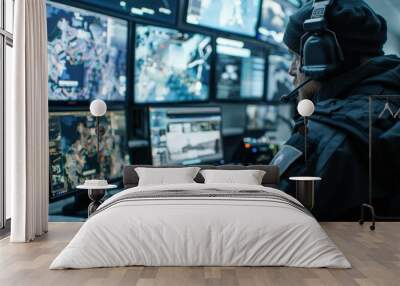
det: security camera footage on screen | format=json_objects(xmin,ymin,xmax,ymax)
[
  {"xmin": 48, "ymin": 111, "xmax": 129, "ymax": 199},
  {"xmin": 134, "ymin": 25, "xmax": 212, "ymax": 103},
  {"xmin": 78, "ymin": 0, "xmax": 178, "ymax": 24},
  {"xmin": 258, "ymin": 0, "xmax": 299, "ymax": 44},
  {"xmin": 46, "ymin": 1, "xmax": 128, "ymax": 102},
  {"xmin": 267, "ymin": 53, "xmax": 294, "ymax": 101},
  {"xmin": 186, "ymin": 0, "xmax": 261, "ymax": 37},
  {"xmin": 246, "ymin": 104, "xmax": 293, "ymax": 143},
  {"xmin": 246, "ymin": 105, "xmax": 278, "ymax": 131},
  {"xmin": 216, "ymin": 38, "xmax": 265, "ymax": 101},
  {"xmin": 149, "ymin": 107, "xmax": 223, "ymax": 166}
]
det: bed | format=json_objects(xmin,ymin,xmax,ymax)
[{"xmin": 50, "ymin": 165, "xmax": 351, "ymax": 269}]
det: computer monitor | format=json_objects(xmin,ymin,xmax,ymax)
[
  {"xmin": 46, "ymin": 1, "xmax": 128, "ymax": 102},
  {"xmin": 134, "ymin": 24, "xmax": 212, "ymax": 104},
  {"xmin": 78, "ymin": 0, "xmax": 178, "ymax": 24},
  {"xmin": 186, "ymin": 0, "xmax": 261, "ymax": 37},
  {"xmin": 215, "ymin": 38, "xmax": 266, "ymax": 101},
  {"xmin": 245, "ymin": 104, "xmax": 294, "ymax": 143},
  {"xmin": 149, "ymin": 107, "xmax": 224, "ymax": 166},
  {"xmin": 267, "ymin": 52, "xmax": 294, "ymax": 102},
  {"xmin": 246, "ymin": 105, "xmax": 278, "ymax": 131},
  {"xmin": 257, "ymin": 0, "xmax": 300, "ymax": 44},
  {"xmin": 48, "ymin": 111, "xmax": 129, "ymax": 199}
]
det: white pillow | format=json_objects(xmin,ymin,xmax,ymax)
[
  {"xmin": 200, "ymin": 169, "xmax": 266, "ymax": 185},
  {"xmin": 135, "ymin": 167, "xmax": 201, "ymax": 186}
]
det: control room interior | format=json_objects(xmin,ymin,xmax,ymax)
[{"xmin": 1, "ymin": 0, "xmax": 400, "ymax": 285}]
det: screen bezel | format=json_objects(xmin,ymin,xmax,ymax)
[{"xmin": 147, "ymin": 105, "xmax": 225, "ymax": 166}]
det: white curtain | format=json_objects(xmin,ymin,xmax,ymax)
[{"xmin": 7, "ymin": 0, "xmax": 49, "ymax": 242}]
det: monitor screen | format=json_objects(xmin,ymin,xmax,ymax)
[
  {"xmin": 246, "ymin": 105, "xmax": 278, "ymax": 131},
  {"xmin": 149, "ymin": 107, "xmax": 223, "ymax": 165},
  {"xmin": 46, "ymin": 1, "xmax": 128, "ymax": 102},
  {"xmin": 258, "ymin": 0, "xmax": 299, "ymax": 44},
  {"xmin": 134, "ymin": 24, "xmax": 212, "ymax": 104},
  {"xmin": 49, "ymin": 111, "xmax": 129, "ymax": 199},
  {"xmin": 186, "ymin": 0, "xmax": 261, "ymax": 37},
  {"xmin": 267, "ymin": 53, "xmax": 294, "ymax": 101},
  {"xmin": 216, "ymin": 38, "xmax": 266, "ymax": 101},
  {"xmin": 78, "ymin": 0, "xmax": 178, "ymax": 24},
  {"xmin": 245, "ymin": 104, "xmax": 294, "ymax": 143}
]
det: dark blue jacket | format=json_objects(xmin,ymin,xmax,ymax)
[{"xmin": 272, "ymin": 55, "xmax": 400, "ymax": 220}]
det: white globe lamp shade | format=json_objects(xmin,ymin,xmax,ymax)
[
  {"xmin": 297, "ymin": 99, "xmax": 315, "ymax": 117},
  {"xmin": 90, "ymin": 99, "xmax": 107, "ymax": 117}
]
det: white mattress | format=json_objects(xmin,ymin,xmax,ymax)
[{"xmin": 50, "ymin": 183, "xmax": 351, "ymax": 269}]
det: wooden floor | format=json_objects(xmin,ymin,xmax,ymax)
[{"xmin": 0, "ymin": 222, "xmax": 399, "ymax": 286}]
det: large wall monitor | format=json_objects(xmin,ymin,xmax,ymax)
[
  {"xmin": 134, "ymin": 24, "xmax": 212, "ymax": 104},
  {"xmin": 215, "ymin": 38, "xmax": 266, "ymax": 101},
  {"xmin": 149, "ymin": 107, "xmax": 223, "ymax": 166},
  {"xmin": 46, "ymin": 1, "xmax": 128, "ymax": 102},
  {"xmin": 257, "ymin": 0, "xmax": 299, "ymax": 44},
  {"xmin": 267, "ymin": 52, "xmax": 294, "ymax": 102},
  {"xmin": 186, "ymin": 0, "xmax": 261, "ymax": 37},
  {"xmin": 78, "ymin": 0, "xmax": 178, "ymax": 24},
  {"xmin": 49, "ymin": 111, "xmax": 129, "ymax": 199}
]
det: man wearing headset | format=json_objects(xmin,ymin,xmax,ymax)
[{"xmin": 272, "ymin": 0, "xmax": 400, "ymax": 220}]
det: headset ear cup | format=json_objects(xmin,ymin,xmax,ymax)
[
  {"xmin": 300, "ymin": 31, "xmax": 343, "ymax": 79},
  {"xmin": 299, "ymin": 0, "xmax": 343, "ymax": 80}
]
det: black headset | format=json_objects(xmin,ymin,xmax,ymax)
[
  {"xmin": 281, "ymin": 0, "xmax": 345, "ymax": 102},
  {"xmin": 300, "ymin": 0, "xmax": 344, "ymax": 80}
]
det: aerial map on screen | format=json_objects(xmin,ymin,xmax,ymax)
[
  {"xmin": 49, "ymin": 111, "xmax": 129, "ymax": 199},
  {"xmin": 186, "ymin": 0, "xmax": 261, "ymax": 36},
  {"xmin": 46, "ymin": 1, "xmax": 128, "ymax": 101},
  {"xmin": 135, "ymin": 24, "xmax": 212, "ymax": 103}
]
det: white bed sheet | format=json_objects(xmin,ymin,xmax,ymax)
[{"xmin": 50, "ymin": 183, "xmax": 351, "ymax": 269}]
